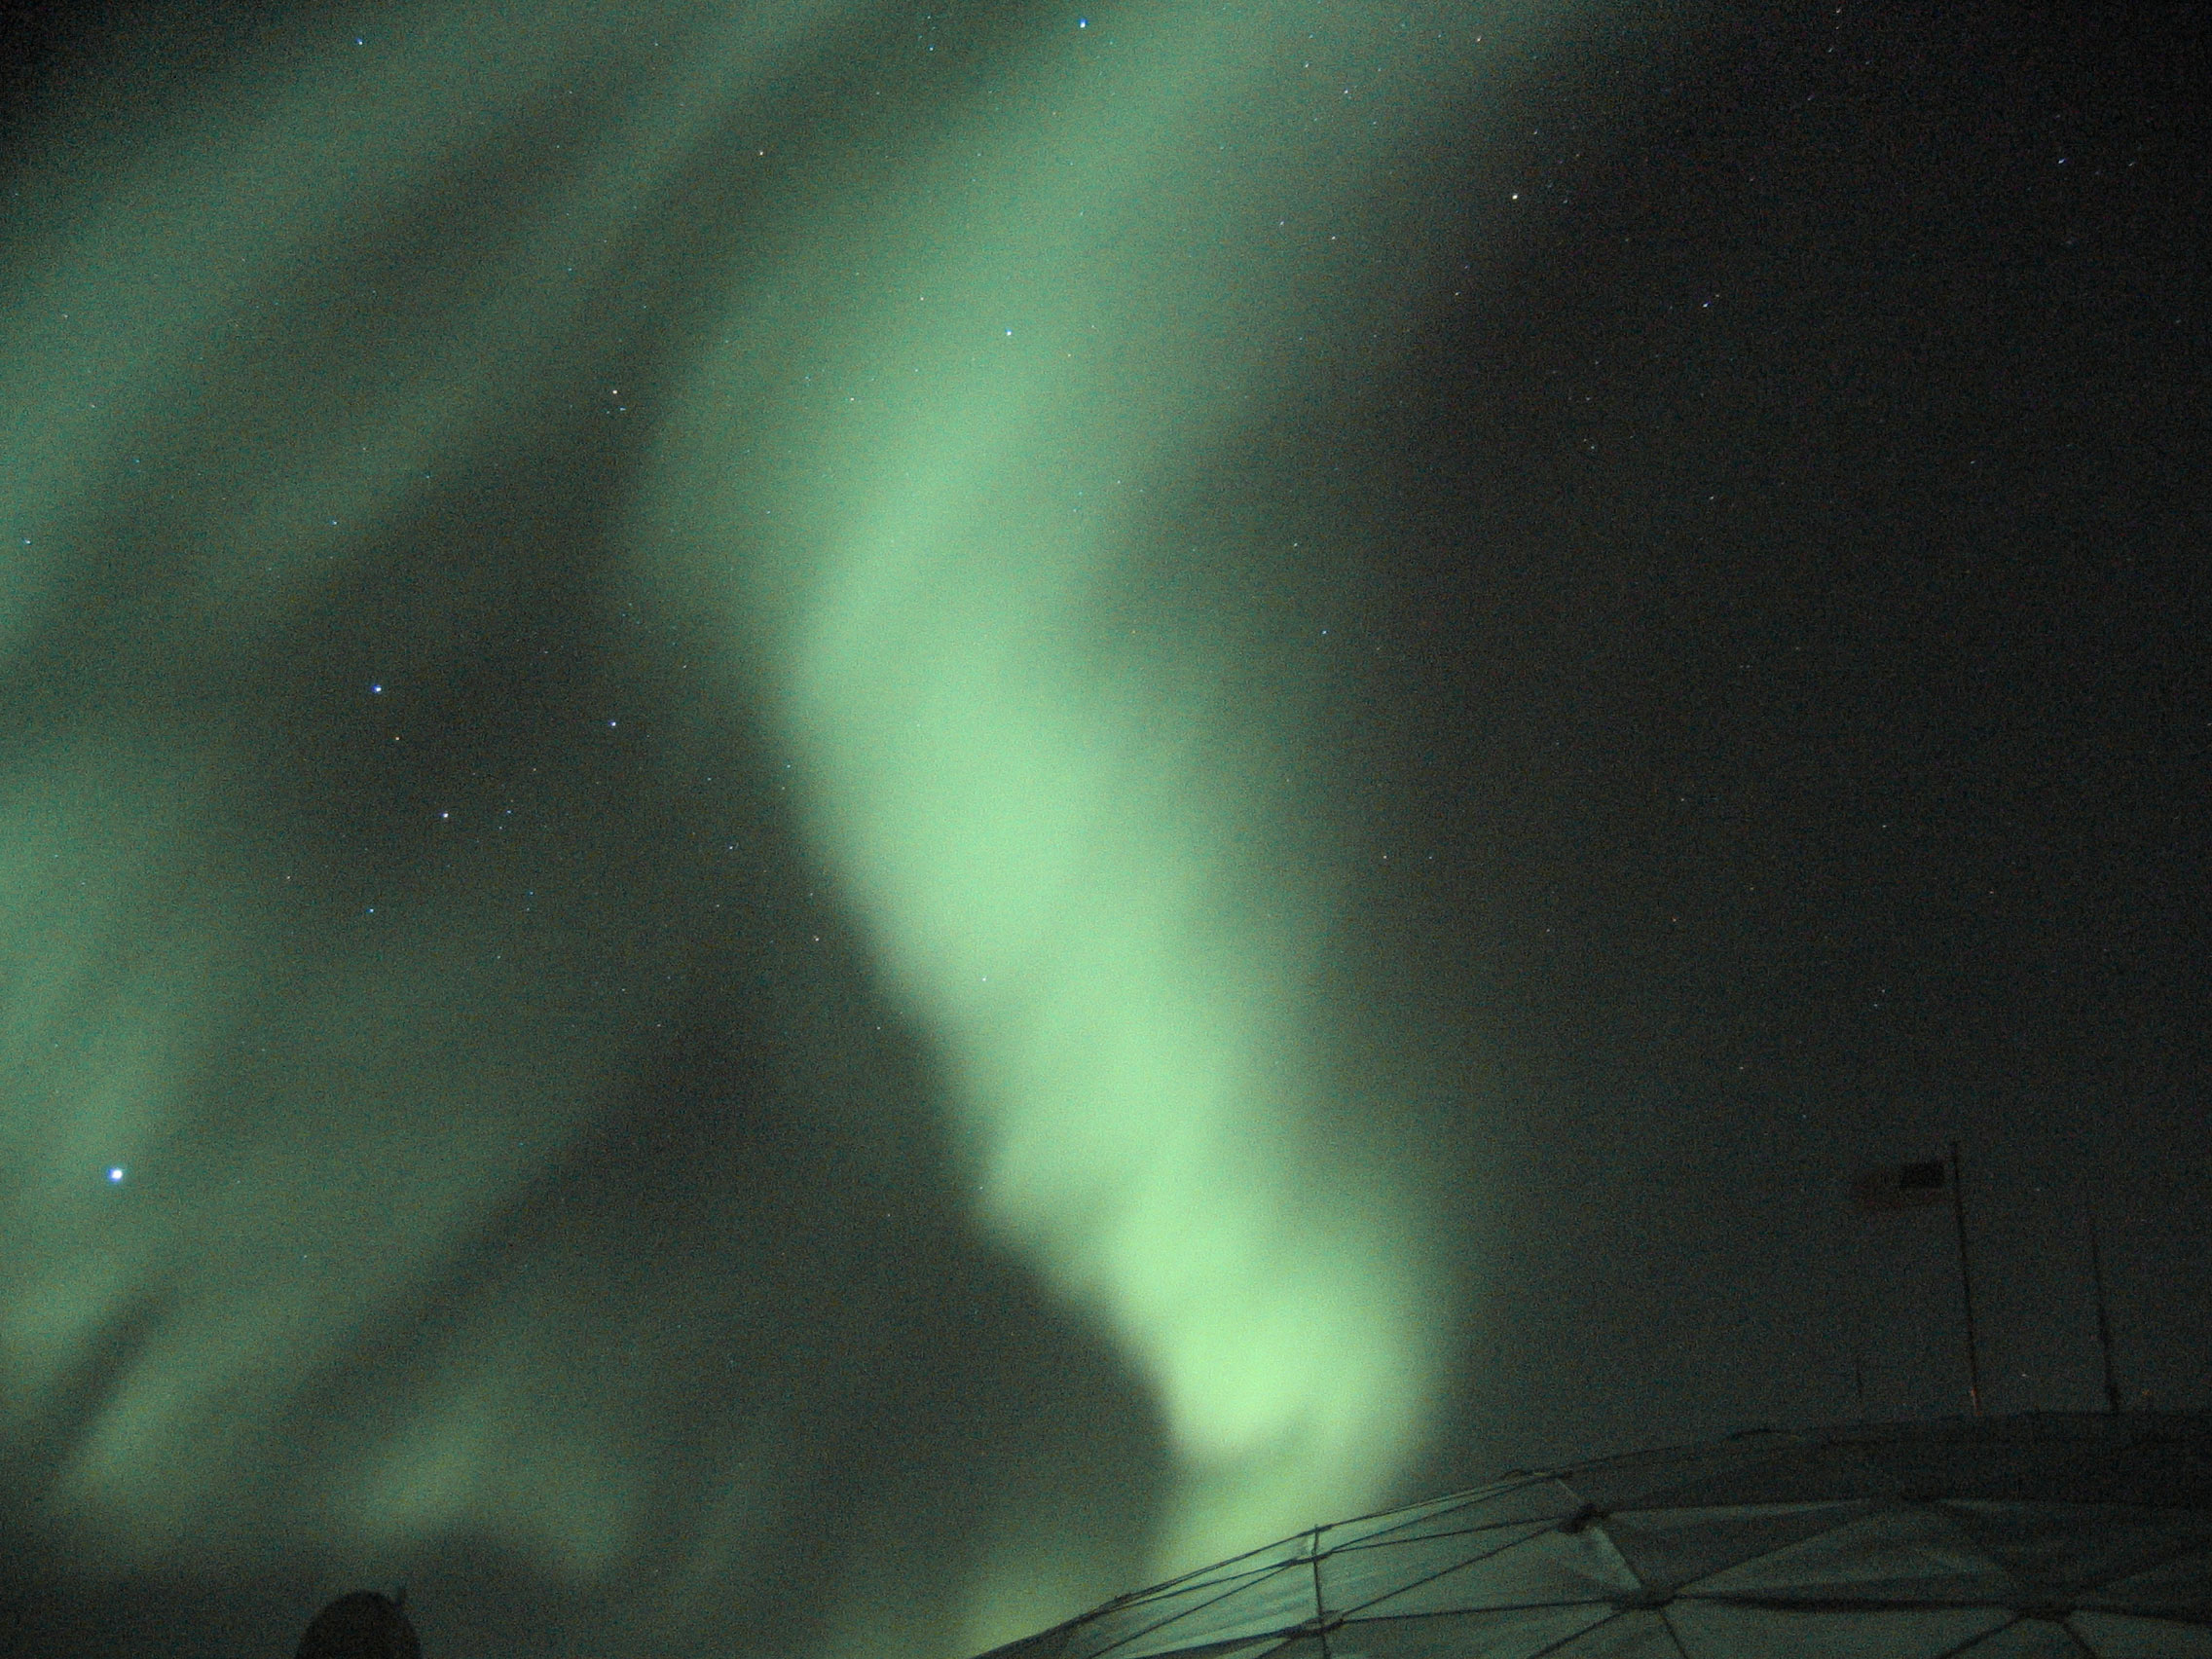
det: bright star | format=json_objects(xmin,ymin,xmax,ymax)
[{"xmin": 108, "ymin": 1166, "xmax": 125, "ymax": 1183}]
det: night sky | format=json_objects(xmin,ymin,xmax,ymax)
[{"xmin": 1, "ymin": 4, "xmax": 2205, "ymax": 1658}]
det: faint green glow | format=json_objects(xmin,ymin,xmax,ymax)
[
  {"xmin": 0, "ymin": 0, "xmax": 839, "ymax": 673},
  {"xmin": 638, "ymin": 0, "xmax": 1551, "ymax": 1576},
  {"xmin": 0, "ymin": 0, "xmax": 1560, "ymax": 1650}
]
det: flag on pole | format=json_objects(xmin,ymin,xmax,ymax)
[
  {"xmin": 1853, "ymin": 1144, "xmax": 1986, "ymax": 1416},
  {"xmin": 1854, "ymin": 1159, "xmax": 1950, "ymax": 1212}
]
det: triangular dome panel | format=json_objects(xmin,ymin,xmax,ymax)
[
  {"xmin": 1100, "ymin": 1566, "xmax": 1318, "ymax": 1659},
  {"xmin": 1541, "ymin": 1608, "xmax": 1681, "ymax": 1657},
  {"xmin": 1328, "ymin": 1482, "xmax": 1575, "ymax": 1549},
  {"xmin": 1690, "ymin": 1504, "xmax": 2015, "ymax": 1603},
  {"xmin": 1599, "ymin": 1500, "xmax": 1877, "ymax": 1592},
  {"xmin": 1318, "ymin": 1521, "xmax": 1557, "ymax": 1614},
  {"xmin": 1664, "ymin": 1600, "xmax": 2011, "ymax": 1659},
  {"xmin": 1339, "ymin": 1605, "xmax": 1619, "ymax": 1659},
  {"xmin": 2068, "ymin": 1610, "xmax": 2212, "ymax": 1658},
  {"xmin": 1349, "ymin": 1524, "xmax": 1640, "ymax": 1617},
  {"xmin": 2079, "ymin": 1551, "xmax": 2212, "ymax": 1619},
  {"xmin": 1948, "ymin": 1615, "xmax": 2104, "ymax": 1657},
  {"xmin": 1942, "ymin": 1502, "xmax": 2212, "ymax": 1597}
]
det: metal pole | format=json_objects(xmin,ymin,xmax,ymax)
[
  {"xmin": 1947, "ymin": 1138, "xmax": 1984, "ymax": 1416},
  {"xmin": 2086, "ymin": 1204, "xmax": 2122, "ymax": 1414},
  {"xmin": 1309, "ymin": 1527, "xmax": 1332, "ymax": 1659}
]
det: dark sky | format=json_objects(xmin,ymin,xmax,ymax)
[{"xmin": 1, "ymin": 5, "xmax": 2204, "ymax": 1658}]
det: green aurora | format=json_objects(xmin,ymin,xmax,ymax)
[{"xmin": 1, "ymin": 4, "xmax": 1564, "ymax": 1655}]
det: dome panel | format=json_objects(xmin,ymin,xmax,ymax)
[
  {"xmin": 1947, "ymin": 1615, "xmax": 2102, "ymax": 1657},
  {"xmin": 1318, "ymin": 1486, "xmax": 1583, "ymax": 1557},
  {"xmin": 1090, "ymin": 1637, "xmax": 1293, "ymax": 1659},
  {"xmin": 1598, "ymin": 1501, "xmax": 1878, "ymax": 1592},
  {"xmin": 1136, "ymin": 1535, "xmax": 1326, "ymax": 1598},
  {"xmin": 1097, "ymin": 1565, "xmax": 1318, "ymax": 1659},
  {"xmin": 984, "ymin": 1618, "xmax": 1076, "ymax": 1659},
  {"xmin": 1118, "ymin": 1563, "xmax": 1303, "ymax": 1607},
  {"xmin": 1334, "ymin": 1605, "xmax": 1619, "ymax": 1659},
  {"xmin": 1943, "ymin": 1502, "xmax": 2212, "ymax": 1597},
  {"xmin": 2078, "ymin": 1553, "xmax": 2212, "ymax": 1620},
  {"xmin": 2068, "ymin": 1611, "xmax": 2212, "ymax": 1658},
  {"xmin": 1665, "ymin": 1600, "xmax": 2011, "ymax": 1659},
  {"xmin": 1689, "ymin": 1504, "xmax": 2015, "ymax": 1603},
  {"xmin": 1328, "ymin": 1479, "xmax": 1587, "ymax": 1546},
  {"xmin": 1347, "ymin": 1523, "xmax": 1639, "ymax": 1618},
  {"xmin": 1319, "ymin": 1522, "xmax": 1556, "ymax": 1614},
  {"xmin": 1542, "ymin": 1608, "xmax": 1681, "ymax": 1657}
]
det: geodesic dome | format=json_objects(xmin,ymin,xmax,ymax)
[{"xmin": 979, "ymin": 1414, "xmax": 2212, "ymax": 1659}]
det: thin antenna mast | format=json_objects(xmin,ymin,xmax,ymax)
[
  {"xmin": 2086, "ymin": 1203, "xmax": 2122, "ymax": 1414},
  {"xmin": 1947, "ymin": 1138, "xmax": 1984, "ymax": 1417}
]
